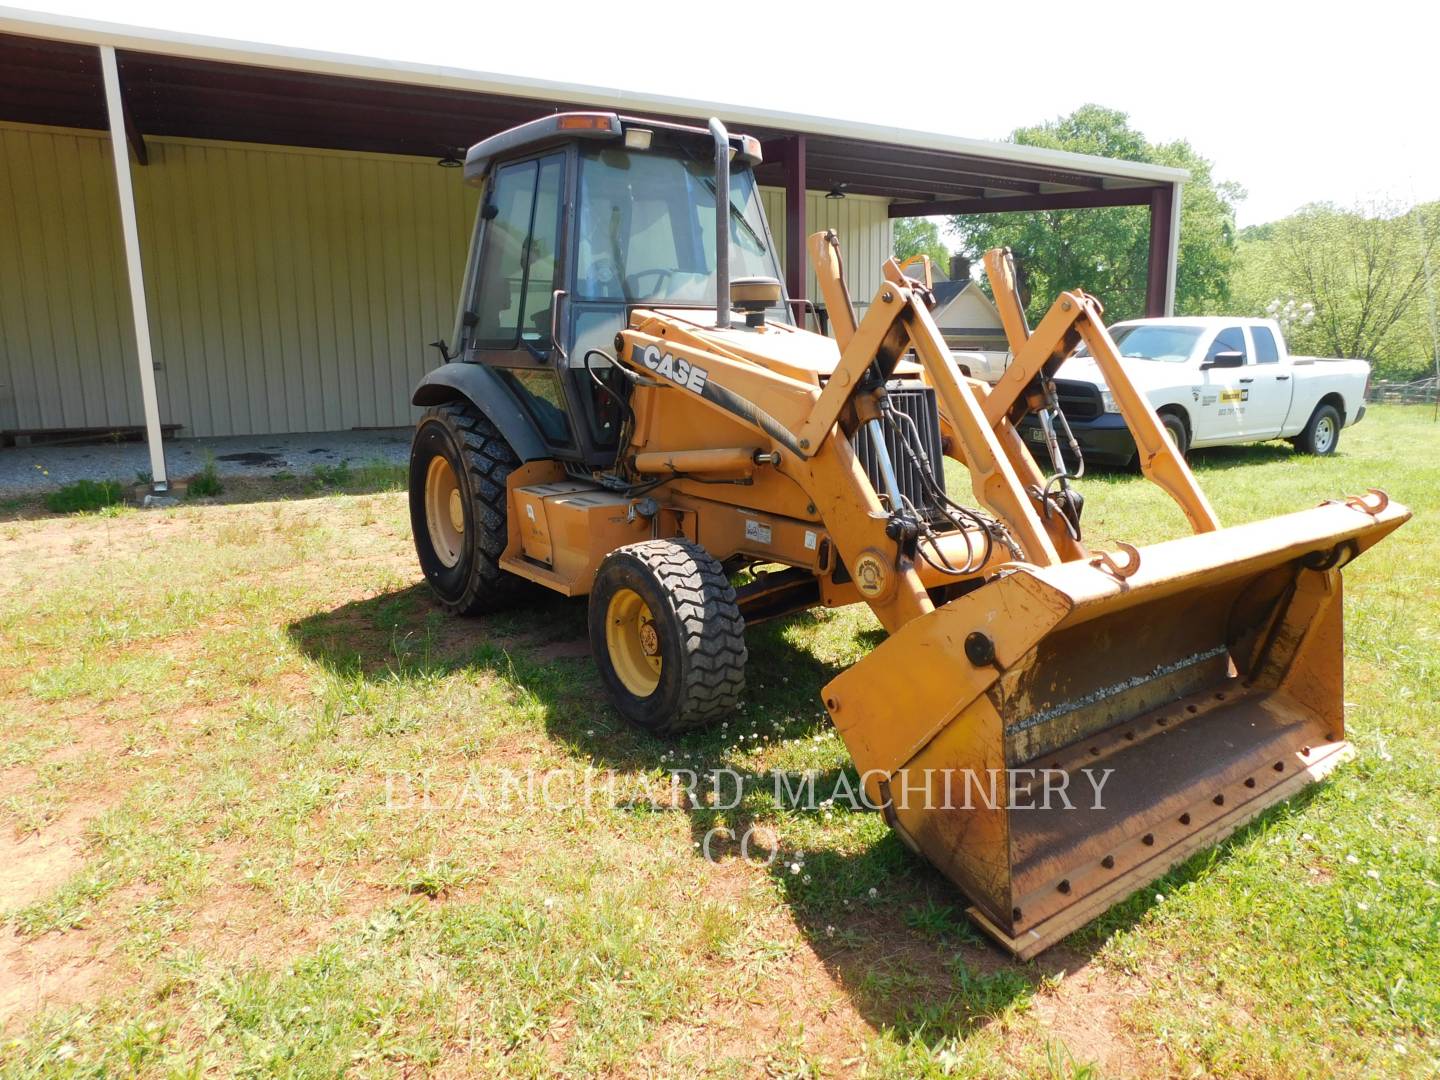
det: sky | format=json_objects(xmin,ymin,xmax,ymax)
[{"xmin": 23, "ymin": 0, "xmax": 1440, "ymax": 227}]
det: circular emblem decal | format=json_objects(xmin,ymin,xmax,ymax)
[{"xmin": 853, "ymin": 549, "xmax": 890, "ymax": 599}]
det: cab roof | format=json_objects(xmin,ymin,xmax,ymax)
[{"xmin": 463, "ymin": 112, "xmax": 763, "ymax": 187}]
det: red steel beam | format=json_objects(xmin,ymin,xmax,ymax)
[
  {"xmin": 784, "ymin": 133, "xmax": 806, "ymax": 308},
  {"xmin": 1145, "ymin": 184, "xmax": 1175, "ymax": 317}
]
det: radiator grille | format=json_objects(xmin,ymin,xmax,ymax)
[
  {"xmin": 852, "ymin": 381, "xmax": 946, "ymax": 520},
  {"xmin": 1054, "ymin": 378, "xmax": 1102, "ymax": 422}
]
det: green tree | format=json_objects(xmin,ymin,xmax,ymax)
[
  {"xmin": 1229, "ymin": 201, "xmax": 1440, "ymax": 380},
  {"xmin": 948, "ymin": 105, "xmax": 1242, "ymax": 322},
  {"xmin": 892, "ymin": 217, "xmax": 953, "ymax": 277}
]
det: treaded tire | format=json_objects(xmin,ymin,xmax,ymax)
[
  {"xmin": 589, "ymin": 539, "xmax": 747, "ymax": 735},
  {"xmin": 409, "ymin": 400, "xmax": 529, "ymax": 615},
  {"xmin": 1295, "ymin": 403, "xmax": 1342, "ymax": 456},
  {"xmin": 1159, "ymin": 411, "xmax": 1190, "ymax": 457}
]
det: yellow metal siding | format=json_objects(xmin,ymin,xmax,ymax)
[
  {"xmin": 759, "ymin": 186, "xmax": 894, "ymax": 315},
  {"xmin": 0, "ymin": 125, "xmax": 141, "ymax": 432},
  {"xmin": 0, "ymin": 122, "xmax": 476, "ymax": 437},
  {"xmin": 0, "ymin": 124, "xmax": 890, "ymax": 439},
  {"xmin": 131, "ymin": 136, "xmax": 476, "ymax": 436}
]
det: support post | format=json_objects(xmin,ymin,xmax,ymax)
[
  {"xmin": 99, "ymin": 45, "xmax": 168, "ymax": 492},
  {"xmin": 1146, "ymin": 183, "xmax": 1182, "ymax": 317},
  {"xmin": 784, "ymin": 134, "xmax": 806, "ymax": 318},
  {"xmin": 1165, "ymin": 181, "xmax": 1183, "ymax": 316}
]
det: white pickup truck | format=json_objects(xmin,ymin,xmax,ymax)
[{"xmin": 1019, "ymin": 316, "xmax": 1371, "ymax": 466}]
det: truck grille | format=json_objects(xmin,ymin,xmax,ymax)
[
  {"xmin": 852, "ymin": 381, "xmax": 946, "ymax": 520},
  {"xmin": 1054, "ymin": 379, "xmax": 1102, "ymax": 422}
]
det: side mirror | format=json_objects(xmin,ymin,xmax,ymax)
[{"xmin": 1202, "ymin": 350, "xmax": 1245, "ymax": 369}]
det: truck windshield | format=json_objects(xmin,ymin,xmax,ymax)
[
  {"xmin": 1106, "ymin": 324, "xmax": 1204, "ymax": 362},
  {"xmin": 575, "ymin": 146, "xmax": 783, "ymax": 309}
]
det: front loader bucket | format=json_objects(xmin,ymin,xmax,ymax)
[{"xmin": 822, "ymin": 496, "xmax": 1408, "ymax": 959}]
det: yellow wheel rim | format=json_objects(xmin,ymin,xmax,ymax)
[
  {"xmin": 424, "ymin": 455, "xmax": 464, "ymax": 569},
  {"xmin": 606, "ymin": 587, "xmax": 662, "ymax": 696}
]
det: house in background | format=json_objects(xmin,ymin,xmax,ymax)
[
  {"xmin": 926, "ymin": 263, "xmax": 1012, "ymax": 382},
  {"xmin": 929, "ymin": 279, "xmax": 1009, "ymax": 353}
]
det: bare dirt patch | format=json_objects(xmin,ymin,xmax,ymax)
[
  {"xmin": 1026, "ymin": 948, "xmax": 1170, "ymax": 1078},
  {"xmin": 0, "ymin": 796, "xmax": 128, "ymax": 1028},
  {"xmin": 530, "ymin": 637, "xmax": 592, "ymax": 663},
  {"xmin": 0, "ymin": 927, "xmax": 112, "ymax": 1027},
  {"xmin": 0, "ymin": 819, "xmax": 86, "ymax": 915}
]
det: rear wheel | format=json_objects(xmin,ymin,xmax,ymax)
[
  {"xmin": 589, "ymin": 539, "xmax": 747, "ymax": 735},
  {"xmin": 1295, "ymin": 403, "xmax": 1342, "ymax": 455},
  {"xmin": 409, "ymin": 400, "xmax": 529, "ymax": 614}
]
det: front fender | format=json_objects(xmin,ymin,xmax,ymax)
[{"xmin": 412, "ymin": 362, "xmax": 550, "ymax": 462}]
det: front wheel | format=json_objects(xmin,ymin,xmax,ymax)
[
  {"xmin": 409, "ymin": 400, "xmax": 529, "ymax": 614},
  {"xmin": 1159, "ymin": 411, "xmax": 1190, "ymax": 457},
  {"xmin": 588, "ymin": 539, "xmax": 747, "ymax": 735},
  {"xmin": 1295, "ymin": 403, "xmax": 1342, "ymax": 455}
]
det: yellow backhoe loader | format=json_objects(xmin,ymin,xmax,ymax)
[{"xmin": 408, "ymin": 112, "xmax": 1409, "ymax": 957}]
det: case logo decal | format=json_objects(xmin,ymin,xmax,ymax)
[{"xmin": 638, "ymin": 343, "xmax": 709, "ymax": 394}]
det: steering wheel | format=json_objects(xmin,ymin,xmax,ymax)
[{"xmin": 588, "ymin": 256, "xmax": 622, "ymax": 296}]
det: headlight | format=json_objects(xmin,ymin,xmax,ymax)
[{"xmin": 1099, "ymin": 388, "xmax": 1120, "ymax": 414}]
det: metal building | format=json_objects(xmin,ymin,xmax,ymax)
[{"xmin": 0, "ymin": 8, "xmax": 1188, "ymax": 491}]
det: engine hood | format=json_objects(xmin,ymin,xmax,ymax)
[{"xmin": 1054, "ymin": 354, "xmax": 1179, "ymax": 392}]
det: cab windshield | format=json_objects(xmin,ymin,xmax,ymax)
[{"xmin": 575, "ymin": 146, "xmax": 783, "ymax": 309}]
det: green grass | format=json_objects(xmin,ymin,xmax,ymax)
[
  {"xmin": 0, "ymin": 407, "xmax": 1436, "ymax": 1077},
  {"xmin": 41, "ymin": 477, "xmax": 124, "ymax": 514},
  {"xmin": 187, "ymin": 453, "xmax": 224, "ymax": 499}
]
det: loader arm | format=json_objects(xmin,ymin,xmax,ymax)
[
  {"xmin": 621, "ymin": 271, "xmax": 1068, "ymax": 634},
  {"xmin": 627, "ymin": 257, "xmax": 1210, "ymax": 620},
  {"xmin": 808, "ymin": 230, "xmax": 858, "ymax": 350},
  {"xmin": 974, "ymin": 249, "xmax": 1220, "ymax": 534}
]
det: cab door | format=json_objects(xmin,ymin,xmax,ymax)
[{"xmin": 466, "ymin": 152, "xmax": 577, "ymax": 455}]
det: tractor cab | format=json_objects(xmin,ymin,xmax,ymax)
[{"xmin": 445, "ymin": 112, "xmax": 789, "ymax": 468}]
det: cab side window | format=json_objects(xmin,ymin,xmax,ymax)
[
  {"xmin": 1251, "ymin": 326, "xmax": 1280, "ymax": 364},
  {"xmin": 472, "ymin": 155, "xmax": 563, "ymax": 349},
  {"xmin": 1206, "ymin": 326, "xmax": 1249, "ymax": 362}
]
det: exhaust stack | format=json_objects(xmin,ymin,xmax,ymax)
[{"xmin": 709, "ymin": 117, "xmax": 731, "ymax": 330}]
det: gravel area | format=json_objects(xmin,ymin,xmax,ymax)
[{"xmin": 0, "ymin": 429, "xmax": 412, "ymax": 496}]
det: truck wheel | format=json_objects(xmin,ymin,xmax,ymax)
[
  {"xmin": 1296, "ymin": 403, "xmax": 1342, "ymax": 455},
  {"xmin": 409, "ymin": 400, "xmax": 528, "ymax": 615},
  {"xmin": 589, "ymin": 539, "xmax": 747, "ymax": 735},
  {"xmin": 1159, "ymin": 411, "xmax": 1190, "ymax": 457}
]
